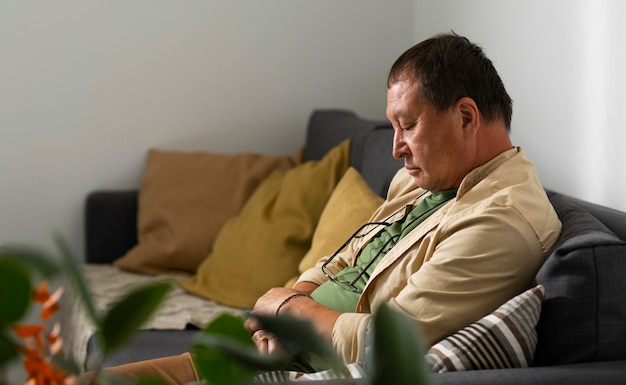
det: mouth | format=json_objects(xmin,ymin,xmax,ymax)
[{"xmin": 405, "ymin": 166, "xmax": 421, "ymax": 176}]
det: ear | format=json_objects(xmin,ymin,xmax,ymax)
[{"xmin": 457, "ymin": 97, "xmax": 480, "ymax": 131}]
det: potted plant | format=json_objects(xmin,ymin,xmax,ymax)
[{"xmin": 0, "ymin": 237, "xmax": 432, "ymax": 385}]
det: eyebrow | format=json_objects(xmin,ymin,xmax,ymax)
[{"xmin": 389, "ymin": 112, "xmax": 416, "ymax": 122}]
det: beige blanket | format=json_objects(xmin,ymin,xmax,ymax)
[{"xmin": 62, "ymin": 264, "xmax": 246, "ymax": 368}]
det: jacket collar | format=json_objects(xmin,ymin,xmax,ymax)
[{"xmin": 457, "ymin": 147, "xmax": 520, "ymax": 199}]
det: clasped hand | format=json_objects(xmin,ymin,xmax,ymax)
[{"xmin": 244, "ymin": 287, "xmax": 306, "ymax": 357}]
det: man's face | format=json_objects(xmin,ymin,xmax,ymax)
[{"xmin": 386, "ymin": 78, "xmax": 473, "ymax": 192}]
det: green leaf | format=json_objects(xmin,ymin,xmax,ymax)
[
  {"xmin": 54, "ymin": 235, "xmax": 101, "ymax": 329},
  {"xmin": 96, "ymin": 370, "xmax": 136, "ymax": 385},
  {"xmin": 202, "ymin": 313, "xmax": 255, "ymax": 347},
  {"xmin": 368, "ymin": 304, "xmax": 433, "ymax": 385},
  {"xmin": 192, "ymin": 313, "xmax": 263, "ymax": 385},
  {"xmin": 0, "ymin": 331, "xmax": 19, "ymax": 365},
  {"xmin": 0, "ymin": 258, "xmax": 32, "ymax": 325},
  {"xmin": 193, "ymin": 333, "xmax": 285, "ymax": 371},
  {"xmin": 0, "ymin": 246, "xmax": 59, "ymax": 279},
  {"xmin": 100, "ymin": 281, "xmax": 172, "ymax": 354},
  {"xmin": 251, "ymin": 313, "xmax": 344, "ymax": 373}
]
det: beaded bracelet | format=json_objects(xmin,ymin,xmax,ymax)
[{"xmin": 275, "ymin": 293, "xmax": 308, "ymax": 316}]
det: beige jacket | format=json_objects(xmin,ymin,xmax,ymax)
[{"xmin": 296, "ymin": 147, "xmax": 562, "ymax": 364}]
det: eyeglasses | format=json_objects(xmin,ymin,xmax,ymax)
[
  {"xmin": 320, "ymin": 190, "xmax": 453, "ymax": 292},
  {"xmin": 321, "ymin": 221, "xmax": 396, "ymax": 292}
]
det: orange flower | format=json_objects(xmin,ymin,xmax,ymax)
[
  {"xmin": 41, "ymin": 287, "xmax": 63, "ymax": 321},
  {"xmin": 13, "ymin": 281, "xmax": 75, "ymax": 385},
  {"xmin": 31, "ymin": 281, "xmax": 63, "ymax": 320},
  {"xmin": 13, "ymin": 325, "xmax": 45, "ymax": 349},
  {"xmin": 47, "ymin": 322, "xmax": 63, "ymax": 356},
  {"xmin": 13, "ymin": 325, "xmax": 46, "ymax": 339},
  {"xmin": 17, "ymin": 328, "xmax": 72, "ymax": 385},
  {"xmin": 32, "ymin": 281, "xmax": 51, "ymax": 304}
]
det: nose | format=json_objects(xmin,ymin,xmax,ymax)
[{"xmin": 392, "ymin": 129, "xmax": 408, "ymax": 160}]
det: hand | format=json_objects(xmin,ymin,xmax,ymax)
[
  {"xmin": 251, "ymin": 329, "xmax": 291, "ymax": 358},
  {"xmin": 245, "ymin": 284, "xmax": 340, "ymax": 347},
  {"xmin": 244, "ymin": 287, "xmax": 304, "ymax": 334},
  {"xmin": 249, "ymin": 282, "xmax": 318, "ymax": 319},
  {"xmin": 251, "ymin": 287, "xmax": 301, "ymax": 316}
]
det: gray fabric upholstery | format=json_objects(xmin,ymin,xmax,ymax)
[
  {"xmin": 568, "ymin": 195, "xmax": 626, "ymax": 241},
  {"xmin": 359, "ymin": 127, "xmax": 403, "ymax": 197},
  {"xmin": 85, "ymin": 191, "xmax": 138, "ymax": 264},
  {"xmin": 534, "ymin": 191, "xmax": 626, "ymax": 365},
  {"xmin": 290, "ymin": 361, "xmax": 626, "ymax": 385},
  {"xmin": 431, "ymin": 360, "xmax": 626, "ymax": 385},
  {"xmin": 89, "ymin": 329, "xmax": 199, "ymax": 368},
  {"xmin": 302, "ymin": 109, "xmax": 401, "ymax": 197},
  {"xmin": 303, "ymin": 110, "xmax": 385, "ymax": 167}
]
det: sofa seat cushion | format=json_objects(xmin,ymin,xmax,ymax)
[
  {"xmin": 534, "ymin": 192, "xmax": 626, "ymax": 365},
  {"xmin": 63, "ymin": 264, "xmax": 245, "ymax": 369}
]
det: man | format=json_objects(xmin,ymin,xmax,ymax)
[
  {"xmin": 106, "ymin": 32, "xmax": 561, "ymax": 383},
  {"xmin": 246, "ymin": 32, "xmax": 561, "ymax": 366}
]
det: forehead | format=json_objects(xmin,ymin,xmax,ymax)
[{"xmin": 386, "ymin": 79, "xmax": 423, "ymax": 120}]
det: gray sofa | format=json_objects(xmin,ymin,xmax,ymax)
[{"xmin": 84, "ymin": 109, "xmax": 626, "ymax": 384}]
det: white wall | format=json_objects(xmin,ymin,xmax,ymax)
[
  {"xmin": 413, "ymin": 0, "xmax": 626, "ymax": 212},
  {"xmin": 3, "ymin": 0, "xmax": 625, "ymax": 264},
  {"xmin": 0, "ymin": 0, "xmax": 415, "ymax": 258}
]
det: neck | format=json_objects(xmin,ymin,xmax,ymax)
[{"xmin": 473, "ymin": 123, "xmax": 513, "ymax": 169}]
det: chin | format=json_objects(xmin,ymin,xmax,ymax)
[
  {"xmin": 410, "ymin": 177, "xmax": 429, "ymax": 190},
  {"xmin": 406, "ymin": 169, "xmax": 426, "ymax": 187}
]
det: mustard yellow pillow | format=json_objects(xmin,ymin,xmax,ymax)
[
  {"xmin": 180, "ymin": 140, "xmax": 350, "ymax": 307},
  {"xmin": 114, "ymin": 149, "xmax": 299, "ymax": 275},
  {"xmin": 284, "ymin": 167, "xmax": 384, "ymax": 287}
]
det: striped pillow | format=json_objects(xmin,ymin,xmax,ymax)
[
  {"xmin": 255, "ymin": 362, "xmax": 366, "ymax": 383},
  {"xmin": 426, "ymin": 285, "xmax": 544, "ymax": 372}
]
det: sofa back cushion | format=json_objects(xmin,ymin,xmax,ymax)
[
  {"xmin": 568, "ymin": 195, "xmax": 626, "ymax": 242},
  {"xmin": 113, "ymin": 149, "xmax": 298, "ymax": 275},
  {"xmin": 358, "ymin": 127, "xmax": 403, "ymax": 198},
  {"xmin": 303, "ymin": 110, "xmax": 402, "ymax": 197},
  {"xmin": 534, "ymin": 191, "xmax": 626, "ymax": 365},
  {"xmin": 180, "ymin": 141, "xmax": 350, "ymax": 308}
]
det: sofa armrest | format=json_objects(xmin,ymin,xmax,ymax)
[
  {"xmin": 85, "ymin": 190, "xmax": 138, "ymax": 264},
  {"xmin": 431, "ymin": 360, "xmax": 626, "ymax": 385},
  {"xmin": 291, "ymin": 360, "xmax": 626, "ymax": 385}
]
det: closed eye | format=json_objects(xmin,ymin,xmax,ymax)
[{"xmin": 400, "ymin": 121, "xmax": 417, "ymax": 131}]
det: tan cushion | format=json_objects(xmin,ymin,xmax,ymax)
[
  {"xmin": 114, "ymin": 149, "xmax": 298, "ymax": 275},
  {"xmin": 180, "ymin": 140, "xmax": 350, "ymax": 308},
  {"xmin": 284, "ymin": 167, "xmax": 384, "ymax": 287}
]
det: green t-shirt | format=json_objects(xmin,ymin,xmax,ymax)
[{"xmin": 310, "ymin": 189, "xmax": 457, "ymax": 312}]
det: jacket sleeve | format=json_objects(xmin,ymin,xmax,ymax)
[{"xmin": 392, "ymin": 203, "xmax": 546, "ymax": 345}]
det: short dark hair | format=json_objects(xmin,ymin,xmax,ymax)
[{"xmin": 388, "ymin": 33, "xmax": 513, "ymax": 130}]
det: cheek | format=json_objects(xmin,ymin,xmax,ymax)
[
  {"xmin": 411, "ymin": 135, "xmax": 446, "ymax": 162},
  {"xmin": 416, "ymin": 137, "xmax": 462, "ymax": 176},
  {"xmin": 435, "ymin": 126, "xmax": 466, "ymax": 158}
]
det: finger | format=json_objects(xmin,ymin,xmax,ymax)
[
  {"xmin": 267, "ymin": 336, "xmax": 284, "ymax": 356},
  {"xmin": 251, "ymin": 330, "xmax": 270, "ymax": 355},
  {"xmin": 244, "ymin": 316, "xmax": 262, "ymax": 334},
  {"xmin": 252, "ymin": 334, "xmax": 267, "ymax": 354}
]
